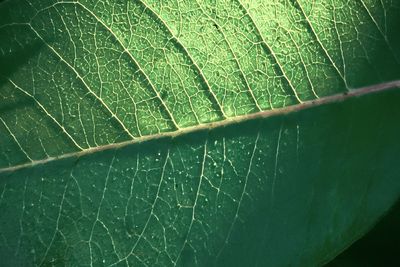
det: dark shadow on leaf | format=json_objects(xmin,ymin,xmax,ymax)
[
  {"xmin": 0, "ymin": 28, "xmax": 46, "ymax": 114},
  {"xmin": 0, "ymin": 38, "xmax": 43, "ymax": 89}
]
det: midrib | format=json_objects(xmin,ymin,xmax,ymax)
[{"xmin": 1, "ymin": 79, "xmax": 400, "ymax": 174}]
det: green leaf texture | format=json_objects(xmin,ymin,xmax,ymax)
[{"xmin": 0, "ymin": 0, "xmax": 399, "ymax": 266}]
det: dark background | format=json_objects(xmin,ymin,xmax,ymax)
[{"xmin": 326, "ymin": 199, "xmax": 400, "ymax": 266}]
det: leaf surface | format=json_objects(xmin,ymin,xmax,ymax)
[{"xmin": 0, "ymin": 0, "xmax": 400, "ymax": 266}]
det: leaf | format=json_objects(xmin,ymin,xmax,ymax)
[{"xmin": 0, "ymin": 0, "xmax": 399, "ymax": 266}]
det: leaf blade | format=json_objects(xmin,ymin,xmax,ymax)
[{"xmin": 1, "ymin": 1, "xmax": 400, "ymax": 266}]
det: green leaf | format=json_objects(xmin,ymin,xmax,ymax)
[{"xmin": 0, "ymin": 0, "xmax": 399, "ymax": 266}]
